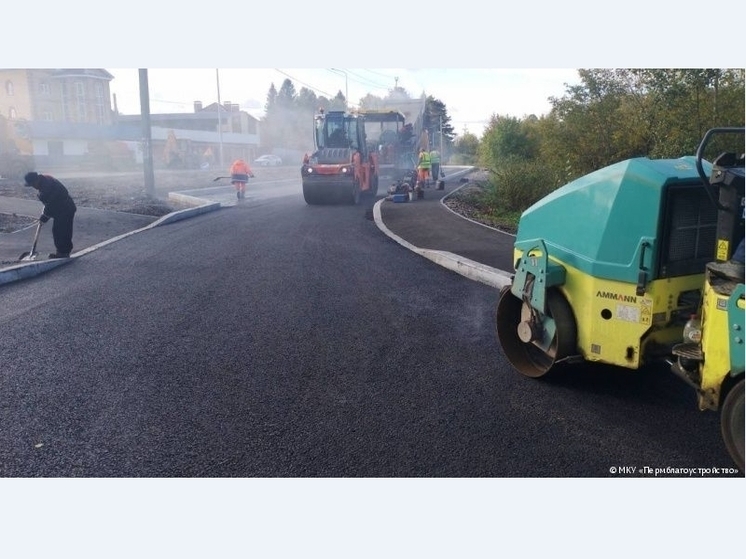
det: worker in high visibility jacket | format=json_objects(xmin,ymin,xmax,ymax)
[
  {"xmin": 429, "ymin": 149, "xmax": 441, "ymax": 183},
  {"xmin": 417, "ymin": 148, "xmax": 432, "ymax": 188},
  {"xmin": 230, "ymin": 158, "xmax": 254, "ymax": 200}
]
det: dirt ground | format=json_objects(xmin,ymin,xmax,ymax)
[{"xmin": 0, "ymin": 169, "xmax": 209, "ymax": 233}]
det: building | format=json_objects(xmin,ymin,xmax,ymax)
[
  {"xmin": 116, "ymin": 100, "xmax": 260, "ymax": 170},
  {"xmin": 0, "ymin": 69, "xmax": 260, "ymax": 171}
]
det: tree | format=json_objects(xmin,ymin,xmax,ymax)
[
  {"xmin": 452, "ymin": 132, "xmax": 479, "ymax": 165},
  {"xmin": 542, "ymin": 68, "xmax": 745, "ymax": 177},
  {"xmin": 478, "ymin": 114, "xmax": 538, "ymax": 168},
  {"xmin": 276, "ymin": 79, "xmax": 297, "ymax": 107},
  {"xmin": 262, "ymin": 80, "xmax": 307, "ymax": 151},
  {"xmin": 264, "ymin": 83, "xmax": 278, "ymax": 113},
  {"xmin": 330, "ymin": 91, "xmax": 346, "ymax": 111},
  {"xmin": 296, "ymin": 87, "xmax": 319, "ymax": 112},
  {"xmin": 424, "ymin": 96, "xmax": 456, "ymax": 149}
]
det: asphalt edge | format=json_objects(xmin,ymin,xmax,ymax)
[
  {"xmin": 0, "ymin": 196, "xmax": 221, "ymax": 287},
  {"xmin": 372, "ymin": 169, "xmax": 512, "ymax": 290}
]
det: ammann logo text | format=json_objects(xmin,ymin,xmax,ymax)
[{"xmin": 596, "ymin": 291, "xmax": 637, "ymax": 303}]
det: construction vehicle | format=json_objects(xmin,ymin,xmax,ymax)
[
  {"xmin": 0, "ymin": 115, "xmax": 34, "ymax": 180},
  {"xmin": 301, "ymin": 109, "xmax": 379, "ymax": 205},
  {"xmin": 359, "ymin": 109, "xmax": 418, "ymax": 186},
  {"xmin": 495, "ymin": 127, "xmax": 745, "ymax": 471}
]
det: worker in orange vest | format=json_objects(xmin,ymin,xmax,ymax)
[{"xmin": 230, "ymin": 158, "xmax": 254, "ymax": 200}]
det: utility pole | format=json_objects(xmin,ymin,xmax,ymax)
[
  {"xmin": 439, "ymin": 115, "xmax": 443, "ymax": 161},
  {"xmin": 138, "ymin": 69, "xmax": 155, "ymax": 197},
  {"xmin": 216, "ymin": 69, "xmax": 224, "ymax": 170}
]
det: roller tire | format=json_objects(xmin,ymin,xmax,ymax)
[
  {"xmin": 495, "ymin": 286, "xmax": 577, "ymax": 378},
  {"xmin": 721, "ymin": 378, "xmax": 745, "ymax": 473},
  {"xmin": 303, "ymin": 183, "xmax": 324, "ymax": 205},
  {"xmin": 349, "ymin": 180, "xmax": 361, "ymax": 205}
]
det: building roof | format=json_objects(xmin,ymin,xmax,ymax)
[{"xmin": 49, "ymin": 69, "xmax": 114, "ymax": 80}]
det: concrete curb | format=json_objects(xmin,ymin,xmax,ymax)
[
  {"xmin": 439, "ymin": 178, "xmax": 516, "ymax": 239},
  {"xmin": 0, "ymin": 258, "xmax": 72, "ymax": 286},
  {"xmin": 372, "ymin": 167, "xmax": 513, "ymax": 290},
  {"xmin": 0, "ymin": 197, "xmax": 221, "ymax": 287},
  {"xmin": 372, "ymin": 197, "xmax": 511, "ymax": 290}
]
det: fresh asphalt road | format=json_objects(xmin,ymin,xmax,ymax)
[{"xmin": 0, "ymin": 177, "xmax": 738, "ymax": 477}]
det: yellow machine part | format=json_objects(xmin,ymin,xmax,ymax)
[
  {"xmin": 514, "ymin": 250, "xmax": 705, "ymax": 370},
  {"xmin": 697, "ymin": 279, "xmax": 742, "ymax": 410}
]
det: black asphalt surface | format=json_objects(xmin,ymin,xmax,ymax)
[
  {"xmin": 377, "ymin": 182, "xmax": 516, "ymax": 273},
  {"xmin": 1, "ymin": 194, "xmax": 737, "ymax": 479},
  {"xmin": 0, "ymin": 170, "xmax": 741, "ymax": 480},
  {"xmin": 1, "ymin": 168, "xmax": 514, "ymax": 283}
]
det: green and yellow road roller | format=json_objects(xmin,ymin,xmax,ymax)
[{"xmin": 496, "ymin": 127, "xmax": 745, "ymax": 471}]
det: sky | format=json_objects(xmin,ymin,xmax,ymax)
[
  {"xmin": 9, "ymin": 3, "xmax": 741, "ymax": 143},
  {"xmin": 106, "ymin": 67, "xmax": 582, "ymax": 138}
]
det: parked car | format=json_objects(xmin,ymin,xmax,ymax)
[{"xmin": 253, "ymin": 154, "xmax": 283, "ymax": 167}]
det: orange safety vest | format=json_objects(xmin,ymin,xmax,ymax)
[{"xmin": 230, "ymin": 159, "xmax": 251, "ymax": 176}]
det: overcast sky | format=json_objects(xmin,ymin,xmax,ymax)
[
  {"xmin": 8, "ymin": 3, "xmax": 738, "ymax": 141},
  {"xmin": 106, "ymin": 68, "xmax": 582, "ymax": 138}
]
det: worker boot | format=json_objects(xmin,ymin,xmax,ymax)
[{"xmin": 707, "ymin": 259, "xmax": 745, "ymax": 282}]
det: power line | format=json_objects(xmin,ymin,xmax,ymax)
[
  {"xmin": 344, "ymin": 69, "xmax": 391, "ymax": 90},
  {"xmin": 361, "ymin": 68, "xmax": 397, "ymax": 80},
  {"xmin": 273, "ymin": 68, "xmax": 334, "ymax": 98}
]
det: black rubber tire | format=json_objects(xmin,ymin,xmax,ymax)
[
  {"xmin": 495, "ymin": 286, "xmax": 577, "ymax": 378},
  {"xmin": 721, "ymin": 378, "xmax": 745, "ymax": 473},
  {"xmin": 303, "ymin": 183, "xmax": 321, "ymax": 205},
  {"xmin": 349, "ymin": 180, "xmax": 361, "ymax": 205},
  {"xmin": 369, "ymin": 174, "xmax": 379, "ymax": 197}
]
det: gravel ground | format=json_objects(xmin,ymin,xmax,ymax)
[
  {"xmin": 443, "ymin": 170, "xmax": 517, "ymax": 234},
  {"xmin": 0, "ymin": 170, "xmax": 201, "ymax": 233}
]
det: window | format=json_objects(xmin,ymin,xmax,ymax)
[
  {"xmin": 8, "ymin": 107, "xmax": 17, "ymax": 119},
  {"xmin": 39, "ymin": 82, "xmax": 50, "ymax": 95},
  {"xmin": 658, "ymin": 183, "xmax": 718, "ymax": 278},
  {"xmin": 77, "ymin": 101, "xmax": 86, "ymax": 121},
  {"xmin": 42, "ymin": 110, "xmax": 53, "ymax": 121},
  {"xmin": 95, "ymin": 83, "xmax": 105, "ymax": 124},
  {"xmin": 5, "ymin": 80, "xmax": 13, "ymax": 96},
  {"xmin": 76, "ymin": 81, "xmax": 86, "ymax": 122}
]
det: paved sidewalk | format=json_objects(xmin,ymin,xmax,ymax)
[
  {"xmin": 375, "ymin": 176, "xmax": 515, "ymax": 288},
  {"xmin": 0, "ymin": 194, "xmax": 220, "ymax": 286}
]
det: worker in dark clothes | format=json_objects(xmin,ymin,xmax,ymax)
[{"xmin": 24, "ymin": 171, "xmax": 77, "ymax": 258}]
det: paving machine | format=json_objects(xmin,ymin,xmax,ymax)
[
  {"xmin": 359, "ymin": 109, "xmax": 418, "ymax": 186},
  {"xmin": 301, "ymin": 109, "xmax": 379, "ymax": 205},
  {"xmin": 495, "ymin": 127, "xmax": 745, "ymax": 471}
]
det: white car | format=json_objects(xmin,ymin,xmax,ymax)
[{"xmin": 253, "ymin": 154, "xmax": 283, "ymax": 167}]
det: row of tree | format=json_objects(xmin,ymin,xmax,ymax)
[
  {"xmin": 451, "ymin": 69, "xmax": 745, "ymax": 214},
  {"xmin": 259, "ymin": 79, "xmax": 457, "ymax": 154}
]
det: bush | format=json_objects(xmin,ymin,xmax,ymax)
[{"xmin": 482, "ymin": 157, "xmax": 563, "ymax": 214}]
